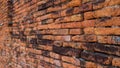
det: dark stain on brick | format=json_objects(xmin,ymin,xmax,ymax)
[
  {"xmin": 29, "ymin": 52, "xmax": 36, "ymax": 58},
  {"xmin": 40, "ymin": 60, "xmax": 52, "ymax": 68},
  {"xmin": 66, "ymin": 8, "xmax": 73, "ymax": 15},
  {"xmin": 93, "ymin": 0, "xmax": 105, "ymax": 5},
  {"xmin": 36, "ymin": 34, "xmax": 43, "ymax": 39},
  {"xmin": 112, "ymin": 36, "xmax": 120, "ymax": 44},
  {"xmin": 99, "ymin": 17, "xmax": 111, "ymax": 22},
  {"xmin": 30, "ymin": 38, "xmax": 37, "ymax": 44},
  {"xmin": 16, "ymin": 51, "xmax": 21, "ymax": 57},
  {"xmin": 53, "ymin": 46, "xmax": 81, "ymax": 57},
  {"xmin": 81, "ymin": 51, "xmax": 95, "ymax": 61},
  {"xmin": 95, "ymin": 44, "xmax": 118, "ymax": 54},
  {"xmin": 41, "ymin": 19, "xmax": 47, "ymax": 25},
  {"xmin": 52, "ymin": 11, "xmax": 59, "ymax": 15},
  {"xmin": 38, "ymin": 39, "xmax": 53, "ymax": 45},
  {"xmin": 95, "ymin": 53, "xmax": 111, "ymax": 64},
  {"xmin": 20, "ymin": 37, "xmax": 27, "ymax": 42},
  {"xmin": 24, "ymin": 0, "xmax": 32, "ymax": 3},
  {"xmin": 81, "ymin": 51, "xmax": 111, "ymax": 64},
  {"xmin": 54, "ymin": 41, "xmax": 63, "ymax": 46},
  {"xmin": 12, "ymin": 34, "xmax": 20, "ymax": 39},
  {"xmin": 19, "ymin": 31, "xmax": 25, "ymax": 36},
  {"xmin": 81, "ymin": 2, "xmax": 93, "ymax": 12},
  {"xmin": 83, "ymin": 43, "xmax": 95, "ymax": 51},
  {"xmin": 79, "ymin": 58, "xmax": 86, "ymax": 67},
  {"xmin": 38, "ymin": 3, "xmax": 47, "ymax": 11},
  {"xmin": 38, "ymin": 1, "xmax": 53, "ymax": 11},
  {"xmin": 42, "ymin": 50, "xmax": 50, "ymax": 57},
  {"xmin": 30, "ymin": 30, "xmax": 36, "ymax": 35},
  {"xmin": 8, "ymin": 22, "xmax": 13, "ymax": 27}
]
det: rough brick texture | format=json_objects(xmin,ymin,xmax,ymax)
[{"xmin": 0, "ymin": 0, "xmax": 120, "ymax": 68}]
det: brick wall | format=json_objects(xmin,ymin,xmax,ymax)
[{"xmin": 0, "ymin": 0, "xmax": 120, "ymax": 68}]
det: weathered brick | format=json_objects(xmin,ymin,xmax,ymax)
[
  {"xmin": 85, "ymin": 5, "xmax": 120, "ymax": 19},
  {"xmin": 95, "ymin": 44, "xmax": 120, "ymax": 56},
  {"xmin": 72, "ymin": 35, "xmax": 85, "ymax": 42},
  {"xmin": 70, "ymin": 29, "xmax": 82, "ymax": 34},
  {"xmin": 82, "ymin": 0, "xmax": 92, "ymax": 3},
  {"xmin": 97, "ymin": 36, "xmax": 112, "ymax": 44},
  {"xmin": 85, "ymin": 61, "xmax": 97, "ymax": 68},
  {"xmin": 81, "ymin": 51, "xmax": 112, "ymax": 65},
  {"xmin": 42, "ymin": 35, "xmax": 54, "ymax": 40},
  {"xmin": 84, "ymin": 27, "xmax": 95, "ymax": 34},
  {"xmin": 80, "ymin": 2, "xmax": 93, "ymax": 12},
  {"xmin": 112, "ymin": 36, "xmax": 120, "ymax": 44},
  {"xmin": 53, "ymin": 46, "xmax": 81, "ymax": 57},
  {"xmin": 112, "ymin": 57, "xmax": 120, "ymax": 67},
  {"xmin": 62, "ymin": 56, "xmax": 80, "ymax": 66},
  {"xmin": 1, "ymin": 0, "xmax": 120, "ymax": 68},
  {"xmin": 93, "ymin": 0, "xmax": 120, "ymax": 10},
  {"xmin": 62, "ymin": 62, "xmax": 77, "ymax": 68},
  {"xmin": 72, "ymin": 35, "xmax": 97, "ymax": 42},
  {"xmin": 70, "ymin": 14, "xmax": 83, "ymax": 22},
  {"xmin": 50, "ymin": 52, "xmax": 61, "ymax": 59},
  {"xmin": 96, "ymin": 17, "xmax": 120, "ymax": 27},
  {"xmin": 54, "ymin": 35, "xmax": 71, "ymax": 42},
  {"xmin": 95, "ymin": 28, "xmax": 120, "ymax": 35},
  {"xmin": 54, "ymin": 59, "xmax": 62, "ymax": 66},
  {"xmin": 67, "ymin": 0, "xmax": 82, "ymax": 7},
  {"xmin": 85, "ymin": 35, "xmax": 97, "ymax": 42},
  {"xmin": 53, "ymin": 29, "xmax": 69, "ymax": 35}
]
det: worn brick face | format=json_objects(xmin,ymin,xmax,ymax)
[{"xmin": 0, "ymin": 0, "xmax": 120, "ymax": 68}]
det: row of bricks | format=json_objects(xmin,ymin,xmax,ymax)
[
  {"xmin": 26, "ymin": 47, "xmax": 120, "ymax": 67},
  {"xmin": 12, "ymin": 0, "xmax": 120, "ymax": 23}
]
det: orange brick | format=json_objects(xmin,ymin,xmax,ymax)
[
  {"xmin": 67, "ymin": 0, "xmax": 82, "ymax": 7},
  {"xmin": 96, "ymin": 17, "xmax": 120, "ymax": 27},
  {"xmin": 85, "ymin": 62, "xmax": 97, "ymax": 68},
  {"xmin": 70, "ymin": 29, "xmax": 82, "ymax": 34},
  {"xmin": 97, "ymin": 36, "xmax": 113, "ymax": 44},
  {"xmin": 95, "ymin": 28, "xmax": 120, "ymax": 35},
  {"xmin": 62, "ymin": 62, "xmax": 77, "ymax": 68},
  {"xmin": 112, "ymin": 58, "xmax": 120, "ymax": 67},
  {"xmin": 84, "ymin": 27, "xmax": 95, "ymax": 34},
  {"xmin": 62, "ymin": 56, "xmax": 80, "ymax": 66}
]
